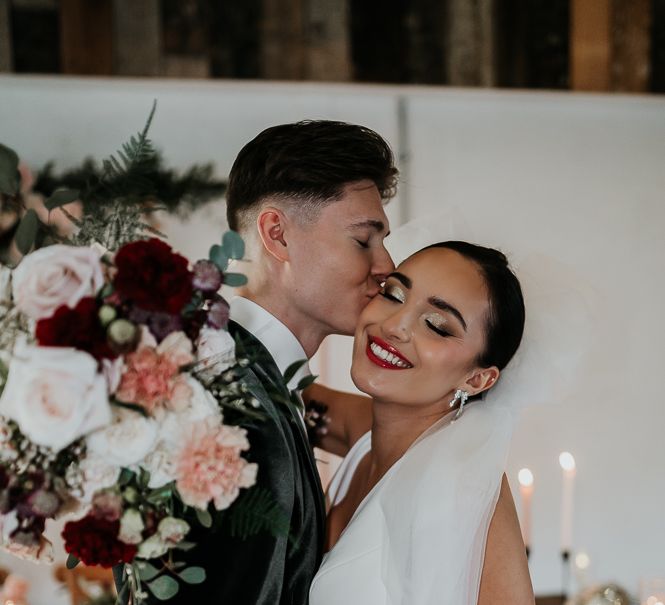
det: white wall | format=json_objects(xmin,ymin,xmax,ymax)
[{"xmin": 1, "ymin": 75, "xmax": 663, "ymax": 602}]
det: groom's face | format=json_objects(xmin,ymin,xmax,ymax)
[{"xmin": 286, "ymin": 180, "xmax": 394, "ymax": 336}]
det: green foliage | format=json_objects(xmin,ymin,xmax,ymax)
[
  {"xmin": 45, "ymin": 188, "xmax": 80, "ymax": 211},
  {"xmin": 195, "ymin": 508, "xmax": 213, "ymax": 528},
  {"xmin": 222, "ymin": 230, "xmax": 245, "ymax": 260},
  {"xmin": 14, "ymin": 208, "xmax": 38, "ymax": 254},
  {"xmin": 228, "ymin": 487, "xmax": 290, "ymax": 540},
  {"xmin": 283, "ymin": 360, "xmax": 307, "ymax": 385},
  {"xmin": 66, "ymin": 553, "xmax": 80, "ymax": 569},
  {"xmin": 147, "ymin": 575, "xmax": 179, "ymax": 600},
  {"xmin": 136, "ymin": 561, "xmax": 161, "ymax": 581},
  {"xmin": 223, "ymin": 272, "xmax": 248, "ymax": 287},
  {"xmin": 178, "ymin": 566, "xmax": 206, "ymax": 585}
]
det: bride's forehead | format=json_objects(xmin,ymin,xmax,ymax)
[{"xmin": 397, "ymin": 249, "xmax": 488, "ymax": 296}]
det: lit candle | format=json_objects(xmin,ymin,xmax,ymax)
[
  {"xmin": 518, "ymin": 468, "xmax": 534, "ymax": 554},
  {"xmin": 559, "ymin": 452, "xmax": 576, "ymax": 554}
]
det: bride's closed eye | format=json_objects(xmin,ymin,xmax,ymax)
[{"xmin": 380, "ymin": 284, "xmax": 406, "ymax": 303}]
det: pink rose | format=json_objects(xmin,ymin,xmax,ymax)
[{"xmin": 11, "ymin": 245, "xmax": 104, "ymax": 320}]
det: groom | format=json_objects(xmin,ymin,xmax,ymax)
[
  {"xmin": 115, "ymin": 120, "xmax": 398, "ymax": 604},
  {"xmin": 219, "ymin": 120, "xmax": 397, "ymax": 604}
]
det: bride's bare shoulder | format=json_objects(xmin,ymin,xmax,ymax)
[{"xmin": 478, "ymin": 475, "xmax": 535, "ymax": 605}]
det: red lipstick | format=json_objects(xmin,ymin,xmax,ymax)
[{"xmin": 365, "ymin": 336, "xmax": 413, "ymax": 370}]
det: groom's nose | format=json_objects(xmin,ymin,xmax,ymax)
[{"xmin": 371, "ymin": 247, "xmax": 395, "ymax": 285}]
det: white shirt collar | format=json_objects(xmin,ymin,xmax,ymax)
[{"xmin": 229, "ymin": 296, "xmax": 311, "ymax": 391}]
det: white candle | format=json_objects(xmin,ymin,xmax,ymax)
[
  {"xmin": 518, "ymin": 468, "xmax": 534, "ymax": 551},
  {"xmin": 559, "ymin": 452, "xmax": 576, "ymax": 553}
]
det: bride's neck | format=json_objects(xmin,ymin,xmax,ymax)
[{"xmin": 367, "ymin": 398, "xmax": 451, "ymax": 478}]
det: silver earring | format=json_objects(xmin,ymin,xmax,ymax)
[{"xmin": 449, "ymin": 389, "xmax": 469, "ymax": 422}]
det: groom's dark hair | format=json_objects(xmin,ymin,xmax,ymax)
[{"xmin": 226, "ymin": 120, "xmax": 398, "ymax": 232}]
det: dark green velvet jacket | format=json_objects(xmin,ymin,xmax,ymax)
[{"xmin": 114, "ymin": 321, "xmax": 326, "ymax": 604}]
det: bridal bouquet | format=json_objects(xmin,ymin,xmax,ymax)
[{"xmin": 0, "ymin": 232, "xmax": 267, "ymax": 601}]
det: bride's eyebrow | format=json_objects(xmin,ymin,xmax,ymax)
[{"xmin": 428, "ymin": 296, "xmax": 467, "ymax": 332}]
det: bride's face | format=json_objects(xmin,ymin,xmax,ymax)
[{"xmin": 351, "ymin": 247, "xmax": 497, "ymax": 409}]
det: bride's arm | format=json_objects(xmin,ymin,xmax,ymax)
[
  {"xmin": 303, "ymin": 383, "xmax": 372, "ymax": 457},
  {"xmin": 478, "ymin": 475, "xmax": 535, "ymax": 605}
]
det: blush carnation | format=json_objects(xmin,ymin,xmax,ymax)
[
  {"xmin": 175, "ymin": 417, "xmax": 257, "ymax": 511},
  {"xmin": 115, "ymin": 330, "xmax": 194, "ymax": 415},
  {"xmin": 62, "ymin": 515, "xmax": 136, "ymax": 568},
  {"xmin": 113, "ymin": 239, "xmax": 193, "ymax": 314}
]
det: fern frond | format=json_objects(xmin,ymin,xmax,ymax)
[{"xmin": 228, "ymin": 487, "xmax": 290, "ymax": 540}]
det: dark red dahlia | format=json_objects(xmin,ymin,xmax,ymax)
[
  {"xmin": 62, "ymin": 515, "xmax": 137, "ymax": 568},
  {"xmin": 113, "ymin": 238, "xmax": 193, "ymax": 315},
  {"xmin": 36, "ymin": 298, "xmax": 116, "ymax": 360}
]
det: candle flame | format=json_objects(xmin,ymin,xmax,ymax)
[
  {"xmin": 559, "ymin": 451, "xmax": 576, "ymax": 471},
  {"xmin": 518, "ymin": 468, "xmax": 534, "ymax": 487}
]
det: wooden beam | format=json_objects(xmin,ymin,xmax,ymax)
[
  {"xmin": 611, "ymin": 0, "xmax": 651, "ymax": 92},
  {"xmin": 570, "ymin": 0, "xmax": 612, "ymax": 91},
  {"xmin": 112, "ymin": 0, "xmax": 161, "ymax": 76},
  {"xmin": 0, "ymin": 0, "xmax": 12, "ymax": 72},
  {"xmin": 261, "ymin": 0, "xmax": 305, "ymax": 79},
  {"xmin": 306, "ymin": 0, "xmax": 351, "ymax": 81},
  {"xmin": 60, "ymin": 0, "xmax": 113, "ymax": 75}
]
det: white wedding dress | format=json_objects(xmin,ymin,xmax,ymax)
[{"xmin": 309, "ymin": 401, "xmax": 515, "ymax": 605}]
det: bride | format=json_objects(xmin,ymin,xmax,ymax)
[{"xmin": 307, "ymin": 241, "xmax": 535, "ymax": 604}]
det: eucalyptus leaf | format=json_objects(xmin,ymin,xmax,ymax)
[
  {"xmin": 14, "ymin": 209, "xmax": 39, "ymax": 255},
  {"xmin": 137, "ymin": 561, "xmax": 161, "ymax": 581},
  {"xmin": 174, "ymin": 540, "xmax": 196, "ymax": 551},
  {"xmin": 222, "ymin": 230, "xmax": 245, "ymax": 260},
  {"xmin": 223, "ymin": 272, "xmax": 248, "ymax": 287},
  {"xmin": 196, "ymin": 508, "xmax": 212, "ymax": 528},
  {"xmin": 115, "ymin": 581, "xmax": 129, "ymax": 605},
  {"xmin": 147, "ymin": 575, "xmax": 179, "ymax": 600},
  {"xmin": 118, "ymin": 467, "xmax": 135, "ymax": 486},
  {"xmin": 178, "ymin": 566, "xmax": 206, "ymax": 584},
  {"xmin": 209, "ymin": 244, "xmax": 229, "ymax": 271},
  {"xmin": 66, "ymin": 553, "xmax": 80, "ymax": 570},
  {"xmin": 0, "ymin": 143, "xmax": 19, "ymax": 195},
  {"xmin": 45, "ymin": 188, "xmax": 80, "ymax": 211}
]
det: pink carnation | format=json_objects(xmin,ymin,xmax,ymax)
[
  {"xmin": 175, "ymin": 417, "xmax": 257, "ymax": 511},
  {"xmin": 115, "ymin": 330, "xmax": 194, "ymax": 415}
]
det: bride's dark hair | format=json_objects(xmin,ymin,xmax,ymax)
[{"xmin": 422, "ymin": 242, "xmax": 525, "ymax": 371}]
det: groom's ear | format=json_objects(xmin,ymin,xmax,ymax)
[
  {"xmin": 257, "ymin": 207, "xmax": 290, "ymax": 262},
  {"xmin": 464, "ymin": 366, "xmax": 500, "ymax": 397}
]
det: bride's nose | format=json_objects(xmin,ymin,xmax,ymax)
[{"xmin": 381, "ymin": 307, "xmax": 411, "ymax": 342}]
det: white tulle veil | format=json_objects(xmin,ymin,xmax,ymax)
[{"xmin": 377, "ymin": 209, "xmax": 594, "ymax": 604}]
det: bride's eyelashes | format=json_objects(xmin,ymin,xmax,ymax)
[
  {"xmin": 354, "ymin": 238, "xmax": 370, "ymax": 249},
  {"xmin": 425, "ymin": 319, "xmax": 452, "ymax": 338},
  {"xmin": 380, "ymin": 284, "xmax": 406, "ymax": 303}
]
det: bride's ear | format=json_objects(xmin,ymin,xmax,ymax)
[
  {"xmin": 257, "ymin": 207, "xmax": 290, "ymax": 262},
  {"xmin": 464, "ymin": 366, "xmax": 500, "ymax": 397}
]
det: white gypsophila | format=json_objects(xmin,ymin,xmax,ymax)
[
  {"xmin": 11, "ymin": 245, "xmax": 104, "ymax": 320},
  {"xmin": 119, "ymin": 509, "xmax": 145, "ymax": 545},
  {"xmin": 195, "ymin": 327, "xmax": 236, "ymax": 384},
  {"xmin": 157, "ymin": 517, "xmax": 190, "ymax": 545},
  {"xmin": 0, "ymin": 342, "xmax": 111, "ymax": 452},
  {"xmin": 137, "ymin": 533, "xmax": 169, "ymax": 560},
  {"xmin": 87, "ymin": 407, "xmax": 159, "ymax": 468},
  {"xmin": 143, "ymin": 377, "xmax": 221, "ymax": 489},
  {"xmin": 78, "ymin": 453, "xmax": 121, "ymax": 503}
]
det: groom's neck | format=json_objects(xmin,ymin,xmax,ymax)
[{"xmin": 238, "ymin": 289, "xmax": 327, "ymax": 358}]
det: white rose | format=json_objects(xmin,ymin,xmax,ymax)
[
  {"xmin": 87, "ymin": 407, "xmax": 159, "ymax": 468},
  {"xmin": 119, "ymin": 509, "xmax": 145, "ymax": 545},
  {"xmin": 195, "ymin": 327, "xmax": 236, "ymax": 383},
  {"xmin": 137, "ymin": 534, "xmax": 168, "ymax": 560},
  {"xmin": 11, "ymin": 244, "xmax": 104, "ymax": 320},
  {"xmin": 144, "ymin": 378, "xmax": 220, "ymax": 489},
  {"xmin": 0, "ymin": 343, "xmax": 111, "ymax": 451},
  {"xmin": 157, "ymin": 517, "xmax": 190, "ymax": 545},
  {"xmin": 79, "ymin": 454, "xmax": 121, "ymax": 503}
]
